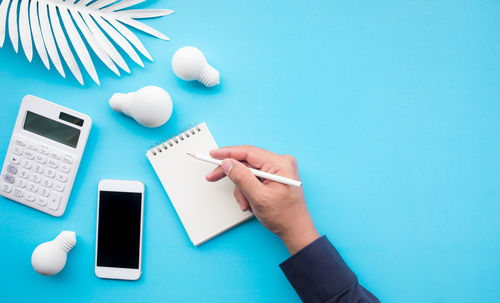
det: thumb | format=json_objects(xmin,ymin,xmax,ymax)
[{"xmin": 221, "ymin": 159, "xmax": 263, "ymax": 200}]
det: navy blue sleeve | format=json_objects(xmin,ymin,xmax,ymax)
[{"xmin": 279, "ymin": 236, "xmax": 379, "ymax": 303}]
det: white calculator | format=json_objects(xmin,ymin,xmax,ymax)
[{"xmin": 0, "ymin": 95, "xmax": 92, "ymax": 217}]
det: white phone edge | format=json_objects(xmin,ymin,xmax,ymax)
[{"xmin": 95, "ymin": 179, "xmax": 145, "ymax": 281}]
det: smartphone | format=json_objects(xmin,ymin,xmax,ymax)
[{"xmin": 95, "ymin": 179, "xmax": 144, "ymax": 280}]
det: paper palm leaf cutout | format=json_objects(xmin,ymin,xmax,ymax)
[{"xmin": 0, "ymin": 0, "xmax": 173, "ymax": 85}]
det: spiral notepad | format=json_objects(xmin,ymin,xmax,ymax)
[{"xmin": 146, "ymin": 122, "xmax": 253, "ymax": 246}]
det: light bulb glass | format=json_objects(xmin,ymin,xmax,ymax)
[
  {"xmin": 31, "ymin": 231, "xmax": 76, "ymax": 276},
  {"xmin": 109, "ymin": 86, "xmax": 173, "ymax": 128}
]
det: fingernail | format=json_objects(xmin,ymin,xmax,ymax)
[{"xmin": 222, "ymin": 159, "xmax": 235, "ymax": 174}]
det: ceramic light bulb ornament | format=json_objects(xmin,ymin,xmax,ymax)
[
  {"xmin": 31, "ymin": 231, "xmax": 76, "ymax": 276},
  {"xmin": 172, "ymin": 46, "xmax": 220, "ymax": 87},
  {"xmin": 109, "ymin": 86, "xmax": 173, "ymax": 128}
]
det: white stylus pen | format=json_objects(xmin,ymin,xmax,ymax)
[{"xmin": 187, "ymin": 153, "xmax": 303, "ymax": 188}]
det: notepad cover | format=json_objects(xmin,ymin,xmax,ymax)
[{"xmin": 147, "ymin": 123, "xmax": 253, "ymax": 246}]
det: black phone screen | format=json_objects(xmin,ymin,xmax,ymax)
[{"xmin": 97, "ymin": 191, "xmax": 142, "ymax": 269}]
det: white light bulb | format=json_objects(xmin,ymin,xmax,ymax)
[
  {"xmin": 109, "ymin": 86, "xmax": 174, "ymax": 128},
  {"xmin": 172, "ymin": 46, "xmax": 220, "ymax": 87},
  {"xmin": 31, "ymin": 231, "xmax": 76, "ymax": 276}
]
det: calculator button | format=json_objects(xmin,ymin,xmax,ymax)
[
  {"xmin": 2, "ymin": 183, "xmax": 12, "ymax": 193},
  {"xmin": 7, "ymin": 164, "xmax": 18, "ymax": 174},
  {"xmin": 42, "ymin": 178, "xmax": 53, "ymax": 188},
  {"xmin": 13, "ymin": 188, "xmax": 23, "ymax": 197},
  {"xmin": 36, "ymin": 197, "xmax": 47, "ymax": 206},
  {"xmin": 28, "ymin": 145, "xmax": 37, "ymax": 151},
  {"xmin": 25, "ymin": 192, "xmax": 36, "ymax": 202},
  {"xmin": 19, "ymin": 169, "xmax": 29, "ymax": 179},
  {"xmin": 39, "ymin": 188, "xmax": 50, "ymax": 197},
  {"xmin": 21, "ymin": 160, "xmax": 32, "ymax": 169},
  {"xmin": 15, "ymin": 139, "xmax": 25, "ymax": 146},
  {"xmin": 13, "ymin": 146, "xmax": 23, "ymax": 155},
  {"xmin": 23, "ymin": 150, "xmax": 35, "ymax": 160},
  {"xmin": 10, "ymin": 155, "xmax": 21, "ymax": 165},
  {"xmin": 55, "ymin": 173, "xmax": 67, "ymax": 183},
  {"xmin": 15, "ymin": 179, "xmax": 26, "ymax": 188},
  {"xmin": 47, "ymin": 159, "xmax": 58, "ymax": 169},
  {"xmin": 35, "ymin": 155, "xmax": 47, "ymax": 164},
  {"xmin": 60, "ymin": 164, "xmax": 71, "ymax": 173},
  {"xmin": 34, "ymin": 164, "xmax": 44, "ymax": 174},
  {"xmin": 4, "ymin": 175, "xmax": 15, "ymax": 184},
  {"xmin": 40, "ymin": 147, "xmax": 49, "ymax": 155},
  {"xmin": 53, "ymin": 182, "xmax": 65, "ymax": 192},
  {"xmin": 28, "ymin": 183, "xmax": 38, "ymax": 193},
  {"xmin": 45, "ymin": 168, "xmax": 56, "ymax": 178},
  {"xmin": 48, "ymin": 193, "xmax": 61, "ymax": 210},
  {"xmin": 50, "ymin": 153, "xmax": 61, "ymax": 160},
  {"xmin": 29, "ymin": 173, "xmax": 41, "ymax": 183},
  {"xmin": 62, "ymin": 156, "xmax": 73, "ymax": 164}
]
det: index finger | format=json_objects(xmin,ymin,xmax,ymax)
[{"xmin": 210, "ymin": 145, "xmax": 277, "ymax": 169}]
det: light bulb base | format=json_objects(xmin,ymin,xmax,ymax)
[
  {"xmin": 199, "ymin": 65, "xmax": 220, "ymax": 87},
  {"xmin": 55, "ymin": 231, "xmax": 76, "ymax": 253}
]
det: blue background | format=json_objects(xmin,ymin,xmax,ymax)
[{"xmin": 1, "ymin": 0, "xmax": 499, "ymax": 302}]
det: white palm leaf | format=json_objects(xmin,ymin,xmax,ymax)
[{"xmin": 0, "ymin": 0, "xmax": 172, "ymax": 85}]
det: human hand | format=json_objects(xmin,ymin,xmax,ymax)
[{"xmin": 206, "ymin": 145, "xmax": 319, "ymax": 255}]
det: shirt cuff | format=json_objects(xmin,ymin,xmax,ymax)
[{"xmin": 279, "ymin": 236, "xmax": 356, "ymax": 303}]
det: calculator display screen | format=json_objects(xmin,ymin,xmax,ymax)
[
  {"xmin": 23, "ymin": 111, "xmax": 80, "ymax": 148},
  {"xmin": 97, "ymin": 191, "xmax": 142, "ymax": 269}
]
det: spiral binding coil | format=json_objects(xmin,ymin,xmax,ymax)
[{"xmin": 149, "ymin": 124, "xmax": 202, "ymax": 156}]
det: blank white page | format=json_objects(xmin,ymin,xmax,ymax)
[{"xmin": 147, "ymin": 123, "xmax": 253, "ymax": 246}]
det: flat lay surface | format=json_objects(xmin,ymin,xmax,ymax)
[{"xmin": 0, "ymin": 0, "xmax": 499, "ymax": 302}]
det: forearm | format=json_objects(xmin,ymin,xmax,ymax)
[{"xmin": 280, "ymin": 236, "xmax": 379, "ymax": 303}]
